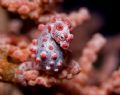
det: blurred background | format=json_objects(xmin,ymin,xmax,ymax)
[{"xmin": 62, "ymin": 0, "xmax": 120, "ymax": 36}]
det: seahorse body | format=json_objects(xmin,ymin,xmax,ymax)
[{"xmin": 34, "ymin": 26, "xmax": 64, "ymax": 72}]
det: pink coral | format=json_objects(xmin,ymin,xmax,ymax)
[
  {"xmin": 0, "ymin": 0, "xmax": 62, "ymax": 19},
  {"xmin": 1, "ymin": 1, "xmax": 118, "ymax": 95}
]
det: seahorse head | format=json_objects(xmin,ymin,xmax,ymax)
[{"xmin": 49, "ymin": 16, "xmax": 74, "ymax": 49}]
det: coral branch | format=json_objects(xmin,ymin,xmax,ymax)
[
  {"xmin": 79, "ymin": 33, "xmax": 106, "ymax": 73},
  {"xmin": 0, "ymin": 0, "xmax": 90, "ymax": 27},
  {"xmin": 1, "ymin": 0, "xmax": 119, "ymax": 95},
  {"xmin": 0, "ymin": 0, "xmax": 62, "ymax": 19},
  {"xmin": 102, "ymin": 69, "xmax": 120, "ymax": 94}
]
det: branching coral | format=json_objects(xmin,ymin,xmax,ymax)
[
  {"xmin": 1, "ymin": 0, "xmax": 119, "ymax": 95},
  {"xmin": 0, "ymin": 0, "xmax": 62, "ymax": 19},
  {"xmin": 0, "ymin": 44, "xmax": 80, "ymax": 87},
  {"xmin": 0, "ymin": 0, "xmax": 90, "ymax": 27},
  {"xmin": 0, "ymin": 32, "xmax": 106, "ymax": 88}
]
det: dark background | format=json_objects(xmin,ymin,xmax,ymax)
[{"xmin": 62, "ymin": 0, "xmax": 120, "ymax": 36}]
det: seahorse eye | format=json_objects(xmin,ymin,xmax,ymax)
[
  {"xmin": 60, "ymin": 35, "xmax": 65, "ymax": 41},
  {"xmin": 56, "ymin": 24, "xmax": 63, "ymax": 31},
  {"xmin": 61, "ymin": 36, "xmax": 64, "ymax": 39}
]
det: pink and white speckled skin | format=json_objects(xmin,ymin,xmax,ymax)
[{"xmin": 15, "ymin": 17, "xmax": 73, "ymax": 84}]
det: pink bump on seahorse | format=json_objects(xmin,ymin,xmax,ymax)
[{"xmin": 30, "ymin": 16, "xmax": 74, "ymax": 72}]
